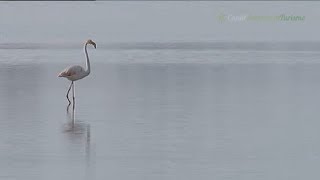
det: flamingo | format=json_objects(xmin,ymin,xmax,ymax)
[{"xmin": 58, "ymin": 39, "xmax": 96, "ymax": 106}]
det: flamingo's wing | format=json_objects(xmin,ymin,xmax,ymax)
[{"xmin": 58, "ymin": 65, "xmax": 85, "ymax": 77}]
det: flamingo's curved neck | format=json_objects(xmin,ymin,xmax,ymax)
[{"xmin": 84, "ymin": 43, "xmax": 91, "ymax": 75}]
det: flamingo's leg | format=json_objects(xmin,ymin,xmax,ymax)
[
  {"xmin": 72, "ymin": 82, "xmax": 75, "ymax": 109},
  {"xmin": 66, "ymin": 81, "xmax": 73, "ymax": 105}
]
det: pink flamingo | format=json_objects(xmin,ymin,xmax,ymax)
[{"xmin": 58, "ymin": 39, "xmax": 96, "ymax": 106}]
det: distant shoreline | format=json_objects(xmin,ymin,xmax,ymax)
[{"xmin": 1, "ymin": 41, "xmax": 320, "ymax": 51}]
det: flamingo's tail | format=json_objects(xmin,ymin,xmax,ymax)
[{"xmin": 58, "ymin": 72, "xmax": 67, "ymax": 77}]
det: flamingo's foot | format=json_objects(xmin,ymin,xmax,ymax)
[{"xmin": 67, "ymin": 103, "xmax": 71, "ymax": 113}]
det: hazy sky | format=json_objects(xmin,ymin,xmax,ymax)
[{"xmin": 0, "ymin": 2, "xmax": 319, "ymax": 43}]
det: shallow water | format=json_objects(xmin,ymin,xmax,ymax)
[{"xmin": 1, "ymin": 46, "xmax": 320, "ymax": 180}]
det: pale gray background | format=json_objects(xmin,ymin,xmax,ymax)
[
  {"xmin": 0, "ymin": 1, "xmax": 318, "ymax": 43},
  {"xmin": 1, "ymin": 2, "xmax": 320, "ymax": 180}
]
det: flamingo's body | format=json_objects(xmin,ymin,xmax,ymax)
[
  {"xmin": 58, "ymin": 65, "xmax": 88, "ymax": 81},
  {"xmin": 58, "ymin": 39, "xmax": 96, "ymax": 106}
]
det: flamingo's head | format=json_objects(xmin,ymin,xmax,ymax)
[{"xmin": 86, "ymin": 39, "xmax": 96, "ymax": 49}]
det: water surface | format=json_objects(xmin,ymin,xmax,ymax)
[{"xmin": 1, "ymin": 43, "xmax": 320, "ymax": 179}]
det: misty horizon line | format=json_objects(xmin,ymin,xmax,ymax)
[{"xmin": 1, "ymin": 41, "xmax": 320, "ymax": 51}]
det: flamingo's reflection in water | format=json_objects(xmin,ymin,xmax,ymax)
[
  {"xmin": 63, "ymin": 104, "xmax": 92, "ymax": 174},
  {"xmin": 65, "ymin": 105, "xmax": 90, "ymax": 138}
]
